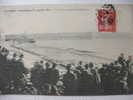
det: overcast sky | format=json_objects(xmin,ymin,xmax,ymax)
[
  {"xmin": 0, "ymin": 0, "xmax": 133, "ymax": 4},
  {"xmin": 0, "ymin": 4, "xmax": 133, "ymax": 35}
]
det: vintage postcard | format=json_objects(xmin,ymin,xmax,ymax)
[{"xmin": 0, "ymin": 4, "xmax": 133, "ymax": 96}]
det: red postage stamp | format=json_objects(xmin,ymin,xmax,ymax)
[{"xmin": 97, "ymin": 4, "xmax": 116, "ymax": 32}]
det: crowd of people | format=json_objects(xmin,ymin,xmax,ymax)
[
  {"xmin": 0, "ymin": 46, "xmax": 28, "ymax": 94},
  {"xmin": 0, "ymin": 46, "xmax": 133, "ymax": 95}
]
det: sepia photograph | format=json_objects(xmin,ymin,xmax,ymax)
[{"xmin": 0, "ymin": 4, "xmax": 133, "ymax": 96}]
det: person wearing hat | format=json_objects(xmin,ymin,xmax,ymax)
[
  {"xmin": 31, "ymin": 61, "xmax": 45, "ymax": 94},
  {"xmin": 11, "ymin": 53, "xmax": 28, "ymax": 93},
  {"xmin": 49, "ymin": 63, "xmax": 59, "ymax": 85},
  {"xmin": 62, "ymin": 64, "xmax": 75, "ymax": 95}
]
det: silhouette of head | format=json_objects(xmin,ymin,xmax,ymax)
[
  {"xmin": 66, "ymin": 64, "xmax": 71, "ymax": 71},
  {"xmin": 52, "ymin": 63, "xmax": 57, "ymax": 69},
  {"xmin": 40, "ymin": 60, "xmax": 44, "ymax": 64},
  {"xmin": 120, "ymin": 53, "xmax": 124, "ymax": 58},
  {"xmin": 45, "ymin": 62, "xmax": 50, "ymax": 68},
  {"xmin": 89, "ymin": 62, "xmax": 94, "ymax": 68},
  {"xmin": 85, "ymin": 64, "xmax": 89, "ymax": 69}
]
